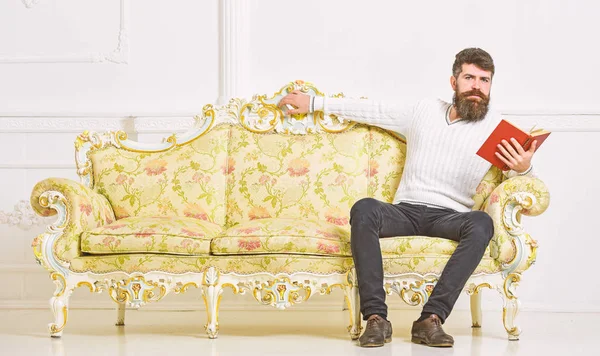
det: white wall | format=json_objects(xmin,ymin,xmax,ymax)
[
  {"xmin": 0, "ymin": 0, "xmax": 219, "ymax": 114},
  {"xmin": 1, "ymin": 0, "xmax": 598, "ymax": 314}
]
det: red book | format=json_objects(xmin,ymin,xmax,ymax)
[{"xmin": 477, "ymin": 119, "xmax": 551, "ymax": 171}]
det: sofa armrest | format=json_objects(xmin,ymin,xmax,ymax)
[
  {"xmin": 30, "ymin": 178, "xmax": 116, "ymax": 271},
  {"xmin": 483, "ymin": 176, "xmax": 550, "ymax": 273}
]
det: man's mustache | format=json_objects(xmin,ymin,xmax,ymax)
[{"xmin": 460, "ymin": 90, "xmax": 488, "ymax": 100}]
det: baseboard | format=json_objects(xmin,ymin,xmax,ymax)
[
  {"xmin": 515, "ymin": 303, "xmax": 600, "ymax": 313},
  {"xmin": 0, "ymin": 299, "xmax": 347, "ymax": 311},
  {"xmin": 2, "ymin": 299, "xmax": 598, "ymax": 313}
]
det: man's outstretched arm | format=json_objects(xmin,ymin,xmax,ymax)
[{"xmin": 278, "ymin": 90, "xmax": 416, "ymax": 135}]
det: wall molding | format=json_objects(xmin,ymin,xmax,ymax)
[
  {"xmin": 1, "ymin": 114, "xmax": 599, "ymax": 133},
  {"xmin": 0, "ymin": 263, "xmax": 42, "ymax": 273},
  {"xmin": 502, "ymin": 114, "xmax": 600, "ymax": 132},
  {"xmin": 1, "ymin": 0, "xmax": 129, "ymax": 64},
  {"xmin": 132, "ymin": 117, "xmax": 197, "ymax": 133},
  {"xmin": 218, "ymin": 0, "xmax": 249, "ymax": 104},
  {"xmin": 0, "ymin": 163, "xmax": 75, "ymax": 169},
  {"xmin": 0, "ymin": 116, "xmax": 199, "ymax": 133},
  {"xmin": 21, "ymin": 0, "xmax": 41, "ymax": 9},
  {"xmin": 0, "ymin": 117, "xmax": 133, "ymax": 133},
  {"xmin": 0, "ymin": 200, "xmax": 50, "ymax": 229}
]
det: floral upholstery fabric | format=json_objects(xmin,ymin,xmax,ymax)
[
  {"xmin": 69, "ymin": 254, "xmax": 354, "ymax": 275},
  {"xmin": 81, "ymin": 216, "xmax": 222, "ymax": 256},
  {"xmin": 383, "ymin": 256, "xmax": 501, "ymax": 276},
  {"xmin": 211, "ymin": 218, "xmax": 350, "ymax": 257},
  {"xmin": 88, "ymin": 126, "xmax": 230, "ymax": 225},
  {"xmin": 380, "ymin": 236, "xmax": 491, "ymax": 257},
  {"xmin": 472, "ymin": 166, "xmax": 505, "ymax": 211},
  {"xmin": 225, "ymin": 126, "xmax": 370, "ymax": 229},
  {"xmin": 367, "ymin": 127, "xmax": 406, "ymax": 203},
  {"xmin": 67, "ymin": 254, "xmax": 501, "ymax": 276}
]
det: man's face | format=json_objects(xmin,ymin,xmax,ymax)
[{"xmin": 451, "ymin": 63, "xmax": 493, "ymax": 122}]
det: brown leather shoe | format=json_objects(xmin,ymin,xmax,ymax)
[
  {"xmin": 411, "ymin": 314, "xmax": 454, "ymax": 347},
  {"xmin": 358, "ymin": 315, "xmax": 393, "ymax": 347}
]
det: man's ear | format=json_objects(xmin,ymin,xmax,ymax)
[{"xmin": 450, "ymin": 76, "xmax": 457, "ymax": 91}]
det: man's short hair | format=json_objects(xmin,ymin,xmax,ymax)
[{"xmin": 452, "ymin": 48, "xmax": 495, "ymax": 78}]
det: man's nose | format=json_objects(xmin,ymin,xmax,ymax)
[{"xmin": 472, "ymin": 80, "xmax": 481, "ymax": 89}]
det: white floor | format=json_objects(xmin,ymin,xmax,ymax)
[{"xmin": 0, "ymin": 308, "xmax": 597, "ymax": 355}]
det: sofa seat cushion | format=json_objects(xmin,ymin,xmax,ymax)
[
  {"xmin": 81, "ymin": 216, "xmax": 222, "ymax": 256},
  {"xmin": 380, "ymin": 236, "xmax": 491, "ymax": 257},
  {"xmin": 69, "ymin": 254, "xmax": 355, "ymax": 275},
  {"xmin": 67, "ymin": 253, "xmax": 501, "ymax": 276},
  {"xmin": 383, "ymin": 256, "xmax": 500, "ymax": 276},
  {"xmin": 211, "ymin": 218, "xmax": 351, "ymax": 256}
]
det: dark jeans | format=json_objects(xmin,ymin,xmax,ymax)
[{"xmin": 349, "ymin": 198, "xmax": 494, "ymax": 322}]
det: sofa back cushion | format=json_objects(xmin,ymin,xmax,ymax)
[
  {"xmin": 89, "ymin": 121, "xmax": 501, "ymax": 230},
  {"xmin": 225, "ymin": 125, "xmax": 371, "ymax": 229},
  {"xmin": 90, "ymin": 125, "xmax": 230, "ymax": 226},
  {"xmin": 366, "ymin": 128, "xmax": 407, "ymax": 203}
]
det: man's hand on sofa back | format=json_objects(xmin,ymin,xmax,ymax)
[{"xmin": 278, "ymin": 90, "xmax": 311, "ymax": 115}]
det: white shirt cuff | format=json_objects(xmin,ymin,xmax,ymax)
[
  {"xmin": 310, "ymin": 96, "xmax": 325, "ymax": 113},
  {"xmin": 518, "ymin": 165, "xmax": 533, "ymax": 175}
]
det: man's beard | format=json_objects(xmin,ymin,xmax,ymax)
[{"xmin": 452, "ymin": 89, "xmax": 490, "ymax": 122}]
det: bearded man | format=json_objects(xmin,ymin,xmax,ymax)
[{"xmin": 278, "ymin": 48, "xmax": 538, "ymax": 348}]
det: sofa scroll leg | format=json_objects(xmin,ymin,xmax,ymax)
[
  {"xmin": 202, "ymin": 267, "xmax": 222, "ymax": 339},
  {"xmin": 470, "ymin": 292, "xmax": 482, "ymax": 328},
  {"xmin": 500, "ymin": 273, "xmax": 522, "ymax": 340},
  {"xmin": 344, "ymin": 268, "xmax": 362, "ymax": 340},
  {"xmin": 116, "ymin": 301, "xmax": 126, "ymax": 326},
  {"xmin": 49, "ymin": 295, "xmax": 69, "ymax": 338},
  {"xmin": 48, "ymin": 273, "xmax": 73, "ymax": 338}
]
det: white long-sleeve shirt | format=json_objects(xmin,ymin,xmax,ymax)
[{"xmin": 311, "ymin": 96, "xmax": 535, "ymax": 212}]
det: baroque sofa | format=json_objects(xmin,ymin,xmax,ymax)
[{"xmin": 30, "ymin": 81, "xmax": 549, "ymax": 340}]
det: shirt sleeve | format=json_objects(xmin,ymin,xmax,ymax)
[
  {"xmin": 503, "ymin": 164, "xmax": 537, "ymax": 179},
  {"xmin": 311, "ymin": 96, "xmax": 417, "ymax": 135}
]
